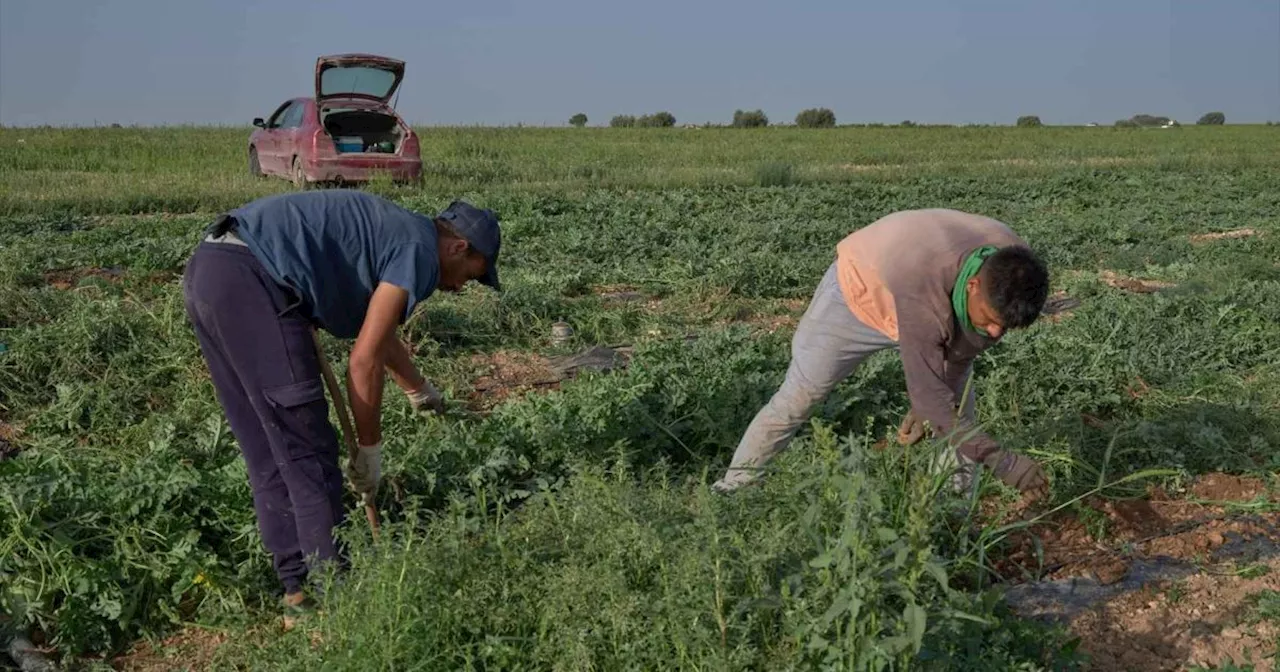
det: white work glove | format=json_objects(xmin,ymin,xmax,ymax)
[
  {"xmin": 405, "ymin": 381, "xmax": 445, "ymax": 415},
  {"xmin": 346, "ymin": 442, "xmax": 382, "ymax": 500}
]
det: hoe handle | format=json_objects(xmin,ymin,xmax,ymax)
[{"xmin": 312, "ymin": 329, "xmax": 381, "ymax": 540}]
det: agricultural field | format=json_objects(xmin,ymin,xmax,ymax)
[{"xmin": 2, "ymin": 125, "xmax": 1279, "ymax": 671}]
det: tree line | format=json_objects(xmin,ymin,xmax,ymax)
[{"xmin": 567, "ymin": 110, "xmax": 1237, "ymax": 128}]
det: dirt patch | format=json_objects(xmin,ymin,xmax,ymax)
[
  {"xmin": 40, "ymin": 267, "xmax": 176, "ymax": 290},
  {"xmin": 1069, "ymin": 557, "xmax": 1280, "ymax": 672},
  {"xmin": 994, "ymin": 475, "xmax": 1279, "ymax": 584},
  {"xmin": 1190, "ymin": 228, "xmax": 1262, "ymax": 244},
  {"xmin": 468, "ymin": 351, "xmax": 561, "ymax": 409},
  {"xmin": 0, "ymin": 421, "xmax": 20, "ymax": 459},
  {"xmin": 43, "ymin": 266, "xmax": 125, "ymax": 290},
  {"xmin": 1193, "ymin": 473, "xmax": 1273, "ymax": 503},
  {"xmin": 593, "ymin": 284, "xmax": 647, "ymax": 302},
  {"xmin": 112, "ymin": 627, "xmax": 229, "ymax": 672},
  {"xmin": 986, "ymin": 157, "xmax": 1139, "ymax": 169},
  {"xmin": 726, "ymin": 298, "xmax": 808, "ymax": 334},
  {"xmin": 1100, "ymin": 270, "xmax": 1177, "ymax": 294},
  {"xmin": 993, "ymin": 473, "xmax": 1280, "ymax": 670},
  {"xmin": 837, "ymin": 163, "xmax": 903, "ymax": 172}
]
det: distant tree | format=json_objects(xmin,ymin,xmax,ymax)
[
  {"xmin": 610, "ymin": 115, "xmax": 636, "ymax": 128},
  {"xmin": 899, "ymin": 120, "xmax": 917, "ymax": 127},
  {"xmin": 1196, "ymin": 112, "xmax": 1225, "ymax": 125},
  {"xmin": 569, "ymin": 113, "xmax": 588, "ymax": 127},
  {"xmin": 732, "ymin": 109, "xmax": 769, "ymax": 128},
  {"xmin": 1115, "ymin": 118, "xmax": 1138, "ymax": 128},
  {"xmin": 1130, "ymin": 114, "xmax": 1170, "ymax": 127},
  {"xmin": 636, "ymin": 111, "xmax": 676, "ymax": 127},
  {"xmin": 795, "ymin": 108, "xmax": 836, "ymax": 128},
  {"xmin": 1016, "ymin": 115, "xmax": 1043, "ymax": 127}
]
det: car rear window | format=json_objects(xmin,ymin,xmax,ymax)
[{"xmin": 320, "ymin": 67, "xmax": 397, "ymax": 98}]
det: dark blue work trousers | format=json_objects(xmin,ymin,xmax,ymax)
[{"xmin": 182, "ymin": 239, "xmax": 346, "ymax": 594}]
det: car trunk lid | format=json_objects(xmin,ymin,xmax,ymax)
[{"xmin": 315, "ymin": 53, "xmax": 405, "ymax": 104}]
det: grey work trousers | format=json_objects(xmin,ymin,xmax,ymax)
[{"xmin": 714, "ymin": 262, "xmax": 975, "ymax": 491}]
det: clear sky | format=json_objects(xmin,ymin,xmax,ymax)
[{"xmin": 1, "ymin": 0, "xmax": 1277, "ymax": 127}]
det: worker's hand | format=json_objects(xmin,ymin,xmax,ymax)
[
  {"xmin": 405, "ymin": 381, "xmax": 444, "ymax": 416},
  {"xmin": 346, "ymin": 442, "xmax": 382, "ymax": 499},
  {"xmin": 986, "ymin": 450, "xmax": 1049, "ymax": 501},
  {"xmin": 896, "ymin": 409, "xmax": 929, "ymax": 446}
]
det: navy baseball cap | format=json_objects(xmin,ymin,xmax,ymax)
[{"xmin": 436, "ymin": 200, "xmax": 501, "ymax": 291}]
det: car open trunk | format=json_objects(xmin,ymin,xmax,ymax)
[{"xmin": 321, "ymin": 108, "xmax": 405, "ymax": 154}]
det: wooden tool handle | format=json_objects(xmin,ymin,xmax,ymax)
[{"xmin": 312, "ymin": 329, "xmax": 381, "ymax": 540}]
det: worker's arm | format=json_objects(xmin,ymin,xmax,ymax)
[
  {"xmin": 347, "ymin": 282, "xmax": 409, "ymax": 447},
  {"xmin": 384, "ymin": 337, "xmax": 426, "ymax": 394},
  {"xmin": 897, "ymin": 316, "xmax": 1000, "ymax": 464},
  {"xmin": 899, "ymin": 315, "xmax": 1046, "ymax": 495},
  {"xmin": 383, "ymin": 336, "xmax": 445, "ymax": 414}
]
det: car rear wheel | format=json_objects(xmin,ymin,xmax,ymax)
[
  {"xmin": 291, "ymin": 156, "xmax": 309, "ymax": 189},
  {"xmin": 248, "ymin": 147, "xmax": 263, "ymax": 178}
]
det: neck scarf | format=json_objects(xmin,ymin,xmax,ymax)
[{"xmin": 952, "ymin": 246, "xmax": 997, "ymax": 334}]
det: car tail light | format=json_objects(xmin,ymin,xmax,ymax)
[
  {"xmin": 400, "ymin": 127, "xmax": 419, "ymax": 156},
  {"xmin": 311, "ymin": 129, "xmax": 336, "ymax": 157}
]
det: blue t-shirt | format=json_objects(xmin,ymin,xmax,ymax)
[{"xmin": 227, "ymin": 189, "xmax": 440, "ymax": 339}]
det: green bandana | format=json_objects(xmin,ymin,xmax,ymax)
[{"xmin": 952, "ymin": 246, "xmax": 998, "ymax": 334}]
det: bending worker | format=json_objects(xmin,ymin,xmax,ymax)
[
  {"xmin": 181, "ymin": 189, "xmax": 501, "ymax": 611},
  {"xmin": 712, "ymin": 208, "xmax": 1050, "ymax": 499}
]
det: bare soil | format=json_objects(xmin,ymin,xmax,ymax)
[
  {"xmin": 43, "ymin": 266, "xmax": 125, "ymax": 289},
  {"xmin": 1189, "ymin": 228, "xmax": 1262, "ymax": 244},
  {"xmin": 724, "ymin": 297, "xmax": 808, "ymax": 334},
  {"xmin": 111, "ymin": 627, "xmax": 229, "ymax": 672},
  {"xmin": 996, "ymin": 475, "xmax": 1277, "ymax": 582},
  {"xmin": 1099, "ymin": 270, "xmax": 1178, "ymax": 294},
  {"xmin": 1073, "ymin": 557, "xmax": 1279, "ymax": 671},
  {"xmin": 42, "ymin": 266, "xmax": 176, "ymax": 290},
  {"xmin": 993, "ymin": 473, "xmax": 1280, "ymax": 671},
  {"xmin": 467, "ymin": 350, "xmax": 561, "ymax": 409},
  {"xmin": 0, "ymin": 421, "xmax": 20, "ymax": 459}
]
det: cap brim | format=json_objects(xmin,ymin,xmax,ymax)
[{"xmin": 480, "ymin": 263, "xmax": 500, "ymax": 291}]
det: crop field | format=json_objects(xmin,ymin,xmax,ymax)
[{"xmin": 2, "ymin": 125, "xmax": 1279, "ymax": 671}]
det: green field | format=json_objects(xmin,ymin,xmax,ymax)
[{"xmin": 2, "ymin": 126, "xmax": 1279, "ymax": 670}]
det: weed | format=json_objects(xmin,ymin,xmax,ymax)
[{"xmin": 755, "ymin": 161, "xmax": 794, "ymax": 187}]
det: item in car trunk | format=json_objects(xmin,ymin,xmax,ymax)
[{"xmin": 335, "ymin": 136, "xmax": 364, "ymax": 153}]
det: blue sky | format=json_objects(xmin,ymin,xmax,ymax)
[{"xmin": 1, "ymin": 0, "xmax": 1277, "ymax": 127}]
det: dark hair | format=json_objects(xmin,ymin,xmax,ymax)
[{"xmin": 980, "ymin": 246, "xmax": 1049, "ymax": 329}]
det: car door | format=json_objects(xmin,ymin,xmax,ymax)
[
  {"xmin": 277, "ymin": 101, "xmax": 308, "ymax": 172},
  {"xmin": 259, "ymin": 101, "xmax": 296, "ymax": 174}
]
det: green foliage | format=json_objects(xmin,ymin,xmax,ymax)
[
  {"xmin": 569, "ymin": 113, "xmax": 588, "ymax": 127},
  {"xmin": 4, "ymin": 125, "xmax": 1280, "ymax": 216},
  {"xmin": 1016, "ymin": 115, "xmax": 1043, "ymax": 127},
  {"xmin": 732, "ymin": 109, "xmax": 769, "ymax": 128},
  {"xmin": 609, "ymin": 114, "xmax": 636, "ymax": 128},
  {"xmin": 215, "ymin": 429, "xmax": 1085, "ymax": 671},
  {"xmin": 755, "ymin": 162, "xmax": 794, "ymax": 187},
  {"xmin": 636, "ymin": 111, "xmax": 677, "ymax": 127},
  {"xmin": 1198, "ymin": 111, "xmax": 1226, "ymax": 125},
  {"xmin": 1122, "ymin": 114, "xmax": 1172, "ymax": 127},
  {"xmin": 2, "ymin": 128, "xmax": 1279, "ymax": 668},
  {"xmin": 795, "ymin": 107, "xmax": 836, "ymax": 128}
]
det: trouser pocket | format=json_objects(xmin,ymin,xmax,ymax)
[{"xmin": 262, "ymin": 378, "xmax": 339, "ymax": 463}]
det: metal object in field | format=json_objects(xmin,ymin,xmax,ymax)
[{"xmin": 551, "ymin": 319, "xmax": 574, "ymax": 345}]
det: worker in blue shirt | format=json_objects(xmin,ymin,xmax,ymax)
[{"xmin": 181, "ymin": 189, "xmax": 501, "ymax": 611}]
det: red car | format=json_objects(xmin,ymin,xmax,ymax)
[{"xmin": 249, "ymin": 53, "xmax": 422, "ymax": 187}]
